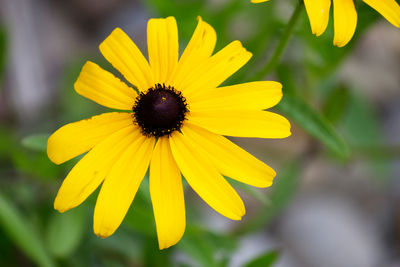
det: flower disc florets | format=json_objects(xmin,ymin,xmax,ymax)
[{"xmin": 133, "ymin": 83, "xmax": 189, "ymax": 137}]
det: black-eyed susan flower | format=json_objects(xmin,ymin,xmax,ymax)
[
  {"xmin": 47, "ymin": 16, "xmax": 290, "ymax": 249},
  {"xmin": 251, "ymin": 0, "xmax": 400, "ymax": 47}
]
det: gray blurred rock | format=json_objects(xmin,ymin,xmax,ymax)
[{"xmin": 279, "ymin": 195, "xmax": 384, "ymax": 267}]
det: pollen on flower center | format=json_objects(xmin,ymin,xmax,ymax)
[{"xmin": 133, "ymin": 83, "xmax": 189, "ymax": 137}]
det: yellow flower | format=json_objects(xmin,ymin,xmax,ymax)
[
  {"xmin": 251, "ymin": 0, "xmax": 400, "ymax": 47},
  {"xmin": 47, "ymin": 16, "xmax": 291, "ymax": 249}
]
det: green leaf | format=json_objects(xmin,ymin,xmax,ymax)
[
  {"xmin": 45, "ymin": 207, "xmax": 86, "ymax": 258},
  {"xmin": 245, "ymin": 250, "xmax": 279, "ymax": 267},
  {"xmin": 21, "ymin": 134, "xmax": 50, "ymax": 152},
  {"xmin": 230, "ymin": 179, "xmax": 270, "ymax": 206},
  {"xmin": 0, "ymin": 193, "xmax": 55, "ymax": 267},
  {"xmin": 179, "ymin": 226, "xmax": 237, "ymax": 267},
  {"xmin": 322, "ymin": 84, "xmax": 351, "ymax": 124},
  {"xmin": 278, "ymin": 95, "xmax": 350, "ymax": 158}
]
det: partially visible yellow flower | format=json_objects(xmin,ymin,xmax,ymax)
[
  {"xmin": 47, "ymin": 16, "xmax": 291, "ymax": 249},
  {"xmin": 252, "ymin": 0, "xmax": 400, "ymax": 47}
]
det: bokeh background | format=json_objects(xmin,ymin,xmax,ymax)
[{"xmin": 1, "ymin": 0, "xmax": 400, "ymax": 266}]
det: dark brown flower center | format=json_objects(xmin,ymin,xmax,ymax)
[{"xmin": 133, "ymin": 84, "xmax": 188, "ymax": 137}]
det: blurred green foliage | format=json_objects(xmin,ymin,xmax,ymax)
[
  {"xmin": 245, "ymin": 250, "xmax": 279, "ymax": 267},
  {"xmin": 0, "ymin": 0, "xmax": 396, "ymax": 266}
]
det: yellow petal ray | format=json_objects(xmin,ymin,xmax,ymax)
[
  {"xmin": 188, "ymin": 110, "xmax": 291, "ymax": 139},
  {"xmin": 74, "ymin": 61, "xmax": 137, "ymax": 110},
  {"xmin": 251, "ymin": 0, "xmax": 270, "ymax": 3},
  {"xmin": 362, "ymin": 0, "xmax": 400, "ymax": 27},
  {"xmin": 188, "ymin": 81, "xmax": 282, "ymax": 111},
  {"xmin": 54, "ymin": 126, "xmax": 141, "ymax": 213},
  {"xmin": 99, "ymin": 28, "xmax": 154, "ymax": 91},
  {"xmin": 333, "ymin": 0, "xmax": 357, "ymax": 47},
  {"xmin": 176, "ymin": 41, "xmax": 252, "ymax": 98},
  {"xmin": 169, "ymin": 132, "xmax": 245, "ymax": 220},
  {"xmin": 304, "ymin": 0, "xmax": 331, "ymax": 36},
  {"xmin": 168, "ymin": 16, "xmax": 216, "ymax": 87},
  {"xmin": 150, "ymin": 137, "xmax": 185, "ymax": 249},
  {"xmin": 182, "ymin": 123, "xmax": 275, "ymax": 188},
  {"xmin": 148, "ymin": 17, "xmax": 179, "ymax": 84},
  {"xmin": 47, "ymin": 112, "xmax": 134, "ymax": 165},
  {"xmin": 94, "ymin": 135, "xmax": 155, "ymax": 238}
]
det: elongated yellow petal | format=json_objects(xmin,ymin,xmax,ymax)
[
  {"xmin": 333, "ymin": 0, "xmax": 357, "ymax": 47},
  {"xmin": 148, "ymin": 17, "xmax": 179, "ymax": 84},
  {"xmin": 169, "ymin": 132, "xmax": 245, "ymax": 220},
  {"xmin": 177, "ymin": 41, "xmax": 252, "ymax": 98},
  {"xmin": 363, "ymin": 0, "xmax": 400, "ymax": 27},
  {"xmin": 182, "ymin": 123, "xmax": 275, "ymax": 188},
  {"xmin": 251, "ymin": 0, "xmax": 269, "ymax": 3},
  {"xmin": 99, "ymin": 28, "xmax": 154, "ymax": 91},
  {"xmin": 47, "ymin": 113, "xmax": 133, "ymax": 165},
  {"xmin": 54, "ymin": 126, "xmax": 140, "ymax": 213},
  {"xmin": 188, "ymin": 110, "xmax": 291, "ymax": 138},
  {"xmin": 74, "ymin": 61, "xmax": 137, "ymax": 110},
  {"xmin": 94, "ymin": 135, "xmax": 155, "ymax": 238},
  {"xmin": 168, "ymin": 16, "xmax": 216, "ymax": 87},
  {"xmin": 150, "ymin": 137, "xmax": 185, "ymax": 249},
  {"xmin": 188, "ymin": 81, "xmax": 282, "ymax": 111},
  {"xmin": 304, "ymin": 0, "xmax": 331, "ymax": 36}
]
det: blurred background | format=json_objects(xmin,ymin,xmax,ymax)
[{"xmin": 1, "ymin": 0, "xmax": 400, "ymax": 266}]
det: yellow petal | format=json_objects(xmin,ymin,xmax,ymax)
[
  {"xmin": 74, "ymin": 61, "xmax": 137, "ymax": 110},
  {"xmin": 304, "ymin": 0, "xmax": 331, "ymax": 36},
  {"xmin": 168, "ymin": 17, "xmax": 216, "ymax": 87},
  {"xmin": 177, "ymin": 41, "xmax": 252, "ymax": 98},
  {"xmin": 148, "ymin": 17, "xmax": 179, "ymax": 84},
  {"xmin": 182, "ymin": 123, "xmax": 275, "ymax": 188},
  {"xmin": 99, "ymin": 28, "xmax": 154, "ymax": 91},
  {"xmin": 333, "ymin": 0, "xmax": 357, "ymax": 47},
  {"xmin": 94, "ymin": 135, "xmax": 155, "ymax": 238},
  {"xmin": 363, "ymin": 0, "xmax": 400, "ymax": 27},
  {"xmin": 188, "ymin": 110, "xmax": 291, "ymax": 138},
  {"xmin": 54, "ymin": 126, "xmax": 140, "ymax": 213},
  {"xmin": 188, "ymin": 81, "xmax": 282, "ymax": 111},
  {"xmin": 169, "ymin": 132, "xmax": 245, "ymax": 220},
  {"xmin": 150, "ymin": 137, "xmax": 185, "ymax": 249},
  {"xmin": 47, "ymin": 112, "xmax": 133, "ymax": 165},
  {"xmin": 251, "ymin": 0, "xmax": 270, "ymax": 3}
]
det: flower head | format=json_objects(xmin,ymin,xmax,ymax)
[
  {"xmin": 252, "ymin": 0, "xmax": 400, "ymax": 47},
  {"xmin": 47, "ymin": 16, "xmax": 291, "ymax": 249}
]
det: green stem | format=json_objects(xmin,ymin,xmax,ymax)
[{"xmin": 250, "ymin": 1, "xmax": 303, "ymax": 81}]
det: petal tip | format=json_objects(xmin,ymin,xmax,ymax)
[
  {"xmin": 53, "ymin": 199, "xmax": 68, "ymax": 213},
  {"xmin": 47, "ymin": 137, "xmax": 62, "ymax": 165}
]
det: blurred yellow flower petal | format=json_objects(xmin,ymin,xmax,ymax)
[
  {"xmin": 363, "ymin": 0, "xmax": 400, "ymax": 27},
  {"xmin": 253, "ymin": 0, "xmax": 400, "ymax": 46},
  {"xmin": 333, "ymin": 0, "xmax": 357, "ymax": 47},
  {"xmin": 304, "ymin": 0, "xmax": 331, "ymax": 36}
]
